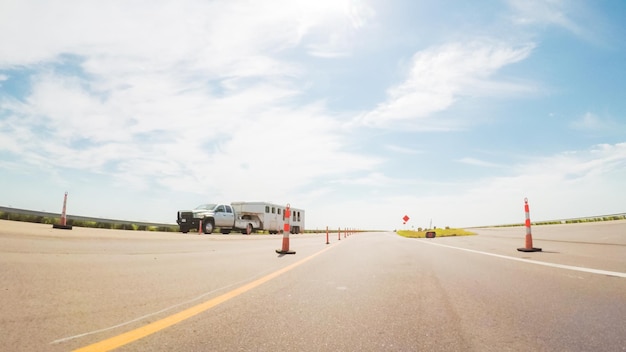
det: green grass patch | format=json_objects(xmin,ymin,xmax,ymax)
[{"xmin": 396, "ymin": 228, "xmax": 476, "ymax": 238}]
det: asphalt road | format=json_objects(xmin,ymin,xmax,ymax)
[{"xmin": 1, "ymin": 220, "xmax": 624, "ymax": 351}]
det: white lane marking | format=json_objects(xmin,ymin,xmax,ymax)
[{"xmin": 419, "ymin": 241, "xmax": 626, "ymax": 278}]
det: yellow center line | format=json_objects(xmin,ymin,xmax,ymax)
[{"xmin": 74, "ymin": 243, "xmax": 338, "ymax": 352}]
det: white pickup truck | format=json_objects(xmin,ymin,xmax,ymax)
[{"xmin": 176, "ymin": 203, "xmax": 261, "ymax": 234}]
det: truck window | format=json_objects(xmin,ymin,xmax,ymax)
[
  {"xmin": 216, "ymin": 205, "xmax": 225, "ymax": 213},
  {"xmin": 225, "ymin": 205, "xmax": 232, "ymax": 213}
]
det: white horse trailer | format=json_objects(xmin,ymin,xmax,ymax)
[{"xmin": 231, "ymin": 202, "xmax": 305, "ymax": 234}]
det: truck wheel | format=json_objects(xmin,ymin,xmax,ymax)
[{"xmin": 203, "ymin": 220, "xmax": 214, "ymax": 234}]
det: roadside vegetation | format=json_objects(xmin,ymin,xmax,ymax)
[
  {"xmin": 396, "ymin": 227, "xmax": 476, "ymax": 238},
  {"xmin": 0, "ymin": 211, "xmax": 179, "ymax": 232},
  {"xmin": 491, "ymin": 214, "xmax": 626, "ymax": 227},
  {"xmin": 396, "ymin": 213, "xmax": 626, "ymax": 239}
]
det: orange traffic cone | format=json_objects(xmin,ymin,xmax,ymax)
[
  {"xmin": 52, "ymin": 192, "xmax": 72, "ymax": 230},
  {"xmin": 517, "ymin": 198, "xmax": 541, "ymax": 252},
  {"xmin": 276, "ymin": 204, "xmax": 296, "ymax": 254}
]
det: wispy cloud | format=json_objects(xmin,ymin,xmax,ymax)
[
  {"xmin": 351, "ymin": 143, "xmax": 626, "ymax": 228},
  {"xmin": 355, "ymin": 41, "xmax": 534, "ymax": 129},
  {"xmin": 507, "ymin": 0, "xmax": 607, "ymax": 44},
  {"xmin": 456, "ymin": 157, "xmax": 502, "ymax": 168},
  {"xmin": 302, "ymin": 0, "xmax": 375, "ymax": 58},
  {"xmin": 569, "ymin": 112, "xmax": 623, "ymax": 132},
  {"xmin": 385, "ymin": 144, "xmax": 422, "ymax": 155},
  {"xmin": 0, "ymin": 0, "xmax": 367, "ymax": 70},
  {"xmin": 508, "ymin": 0, "xmax": 581, "ymax": 33},
  {"xmin": 0, "ymin": 0, "xmax": 380, "ymax": 204}
]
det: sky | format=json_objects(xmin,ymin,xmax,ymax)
[{"xmin": 1, "ymin": 0, "xmax": 625, "ymax": 231}]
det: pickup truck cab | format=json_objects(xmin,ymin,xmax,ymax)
[{"xmin": 177, "ymin": 203, "xmax": 260, "ymax": 234}]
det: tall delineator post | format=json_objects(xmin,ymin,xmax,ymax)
[
  {"xmin": 517, "ymin": 198, "xmax": 542, "ymax": 252},
  {"xmin": 276, "ymin": 204, "xmax": 296, "ymax": 254},
  {"xmin": 52, "ymin": 192, "xmax": 73, "ymax": 230},
  {"xmin": 326, "ymin": 226, "xmax": 329, "ymax": 245}
]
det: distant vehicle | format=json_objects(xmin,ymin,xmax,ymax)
[
  {"xmin": 176, "ymin": 202, "xmax": 305, "ymax": 235},
  {"xmin": 231, "ymin": 202, "xmax": 305, "ymax": 234}
]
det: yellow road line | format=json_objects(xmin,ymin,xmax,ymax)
[{"xmin": 74, "ymin": 244, "xmax": 337, "ymax": 352}]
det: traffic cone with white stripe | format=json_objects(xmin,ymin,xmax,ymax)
[
  {"xmin": 52, "ymin": 192, "xmax": 73, "ymax": 230},
  {"xmin": 276, "ymin": 204, "xmax": 296, "ymax": 254},
  {"xmin": 517, "ymin": 198, "xmax": 541, "ymax": 252}
]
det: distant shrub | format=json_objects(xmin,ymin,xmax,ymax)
[{"xmin": 95, "ymin": 222, "xmax": 112, "ymax": 229}]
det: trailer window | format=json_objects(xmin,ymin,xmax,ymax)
[
  {"xmin": 265, "ymin": 206, "xmax": 270, "ymax": 213},
  {"xmin": 272, "ymin": 207, "xmax": 275, "ymax": 214},
  {"xmin": 278, "ymin": 208, "xmax": 281, "ymax": 215}
]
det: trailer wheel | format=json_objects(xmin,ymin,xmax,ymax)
[
  {"xmin": 203, "ymin": 220, "xmax": 214, "ymax": 234},
  {"xmin": 246, "ymin": 223, "xmax": 252, "ymax": 235}
]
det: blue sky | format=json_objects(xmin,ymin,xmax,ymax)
[{"xmin": 1, "ymin": 0, "xmax": 625, "ymax": 230}]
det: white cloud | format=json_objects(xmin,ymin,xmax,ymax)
[
  {"xmin": 507, "ymin": 0, "xmax": 598, "ymax": 41},
  {"xmin": 508, "ymin": 0, "xmax": 576, "ymax": 28},
  {"xmin": 457, "ymin": 157, "xmax": 502, "ymax": 168},
  {"xmin": 330, "ymin": 172, "xmax": 393, "ymax": 187},
  {"xmin": 355, "ymin": 41, "xmax": 534, "ymax": 128},
  {"xmin": 385, "ymin": 144, "xmax": 422, "ymax": 155},
  {"xmin": 0, "ymin": 0, "xmax": 385, "ymax": 212},
  {"xmin": 2, "ymin": 74, "xmax": 380, "ymax": 199},
  {"xmin": 570, "ymin": 112, "xmax": 600, "ymax": 130},
  {"xmin": 331, "ymin": 142, "xmax": 626, "ymax": 229},
  {"xmin": 0, "ymin": 0, "xmax": 372, "ymax": 70},
  {"xmin": 569, "ymin": 112, "xmax": 623, "ymax": 132}
]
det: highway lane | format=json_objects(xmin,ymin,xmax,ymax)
[
  {"xmin": 0, "ymin": 220, "xmax": 624, "ymax": 351},
  {"xmin": 430, "ymin": 221, "xmax": 626, "ymax": 277},
  {"xmin": 0, "ymin": 221, "xmax": 338, "ymax": 351}
]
